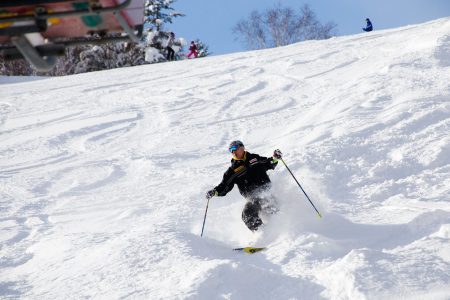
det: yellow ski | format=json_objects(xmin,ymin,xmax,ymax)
[{"xmin": 233, "ymin": 247, "xmax": 265, "ymax": 254}]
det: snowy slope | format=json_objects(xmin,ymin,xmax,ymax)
[{"xmin": 1, "ymin": 17, "xmax": 450, "ymax": 299}]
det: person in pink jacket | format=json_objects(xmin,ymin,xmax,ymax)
[{"xmin": 187, "ymin": 41, "xmax": 198, "ymax": 58}]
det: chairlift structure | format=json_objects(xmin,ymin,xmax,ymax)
[{"xmin": 0, "ymin": 0, "xmax": 144, "ymax": 71}]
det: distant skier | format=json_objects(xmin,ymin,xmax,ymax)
[
  {"xmin": 363, "ymin": 18, "xmax": 373, "ymax": 32},
  {"xmin": 206, "ymin": 140, "xmax": 282, "ymax": 232},
  {"xmin": 187, "ymin": 41, "xmax": 198, "ymax": 59},
  {"xmin": 166, "ymin": 32, "xmax": 176, "ymax": 61}
]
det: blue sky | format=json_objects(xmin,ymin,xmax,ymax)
[{"xmin": 168, "ymin": 0, "xmax": 450, "ymax": 55}]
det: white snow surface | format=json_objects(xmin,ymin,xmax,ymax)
[{"xmin": 1, "ymin": 18, "xmax": 450, "ymax": 299}]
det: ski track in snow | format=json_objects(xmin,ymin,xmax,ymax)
[{"xmin": 1, "ymin": 18, "xmax": 450, "ymax": 299}]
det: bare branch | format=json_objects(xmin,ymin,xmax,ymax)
[{"xmin": 233, "ymin": 3, "xmax": 337, "ymax": 50}]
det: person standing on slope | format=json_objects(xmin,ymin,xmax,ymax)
[
  {"xmin": 166, "ymin": 32, "xmax": 176, "ymax": 61},
  {"xmin": 187, "ymin": 41, "xmax": 198, "ymax": 58},
  {"xmin": 206, "ymin": 140, "xmax": 282, "ymax": 232},
  {"xmin": 363, "ymin": 18, "xmax": 373, "ymax": 32}
]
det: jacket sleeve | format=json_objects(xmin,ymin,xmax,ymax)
[
  {"xmin": 214, "ymin": 168, "xmax": 236, "ymax": 196},
  {"xmin": 253, "ymin": 154, "xmax": 278, "ymax": 171}
]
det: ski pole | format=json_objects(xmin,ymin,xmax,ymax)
[
  {"xmin": 200, "ymin": 198, "xmax": 210, "ymax": 237},
  {"xmin": 280, "ymin": 158, "xmax": 322, "ymax": 219}
]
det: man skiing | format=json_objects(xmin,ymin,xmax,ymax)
[
  {"xmin": 206, "ymin": 140, "xmax": 282, "ymax": 232},
  {"xmin": 363, "ymin": 18, "xmax": 373, "ymax": 32}
]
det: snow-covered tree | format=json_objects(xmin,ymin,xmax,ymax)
[
  {"xmin": 33, "ymin": 35, "xmax": 145, "ymax": 75},
  {"xmin": 144, "ymin": 30, "xmax": 185, "ymax": 63},
  {"xmin": 1, "ymin": 35, "xmax": 146, "ymax": 76},
  {"xmin": 143, "ymin": 0, "xmax": 185, "ymax": 63},
  {"xmin": 0, "ymin": 56, "xmax": 34, "ymax": 76},
  {"xmin": 144, "ymin": 0, "xmax": 184, "ymax": 31},
  {"xmin": 194, "ymin": 39, "xmax": 211, "ymax": 57},
  {"xmin": 71, "ymin": 42, "xmax": 145, "ymax": 74}
]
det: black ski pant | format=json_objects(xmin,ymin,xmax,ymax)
[
  {"xmin": 242, "ymin": 195, "xmax": 278, "ymax": 231},
  {"xmin": 242, "ymin": 200, "xmax": 263, "ymax": 232},
  {"xmin": 166, "ymin": 47, "xmax": 175, "ymax": 61}
]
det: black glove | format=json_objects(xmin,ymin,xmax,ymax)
[
  {"xmin": 206, "ymin": 189, "xmax": 218, "ymax": 199},
  {"xmin": 273, "ymin": 149, "xmax": 282, "ymax": 160}
]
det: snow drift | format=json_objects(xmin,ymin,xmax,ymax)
[{"xmin": 1, "ymin": 17, "xmax": 450, "ymax": 299}]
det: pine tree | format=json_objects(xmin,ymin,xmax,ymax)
[
  {"xmin": 144, "ymin": 0, "xmax": 184, "ymax": 31},
  {"xmin": 194, "ymin": 39, "xmax": 211, "ymax": 57},
  {"xmin": 143, "ymin": 0, "xmax": 185, "ymax": 63}
]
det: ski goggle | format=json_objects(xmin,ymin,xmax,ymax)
[{"xmin": 229, "ymin": 145, "xmax": 239, "ymax": 153}]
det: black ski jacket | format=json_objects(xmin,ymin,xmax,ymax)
[{"xmin": 214, "ymin": 152, "xmax": 278, "ymax": 198}]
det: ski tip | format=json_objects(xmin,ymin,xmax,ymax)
[{"xmin": 233, "ymin": 247, "xmax": 265, "ymax": 254}]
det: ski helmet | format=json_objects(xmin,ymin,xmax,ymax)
[{"xmin": 229, "ymin": 140, "xmax": 244, "ymax": 153}]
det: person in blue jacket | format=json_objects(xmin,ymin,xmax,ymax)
[{"xmin": 363, "ymin": 18, "xmax": 373, "ymax": 32}]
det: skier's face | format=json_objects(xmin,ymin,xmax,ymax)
[{"xmin": 232, "ymin": 146, "xmax": 245, "ymax": 159}]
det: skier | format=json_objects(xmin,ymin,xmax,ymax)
[
  {"xmin": 187, "ymin": 41, "xmax": 198, "ymax": 58},
  {"xmin": 363, "ymin": 18, "xmax": 373, "ymax": 32},
  {"xmin": 166, "ymin": 32, "xmax": 175, "ymax": 61},
  {"xmin": 206, "ymin": 140, "xmax": 282, "ymax": 232}
]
